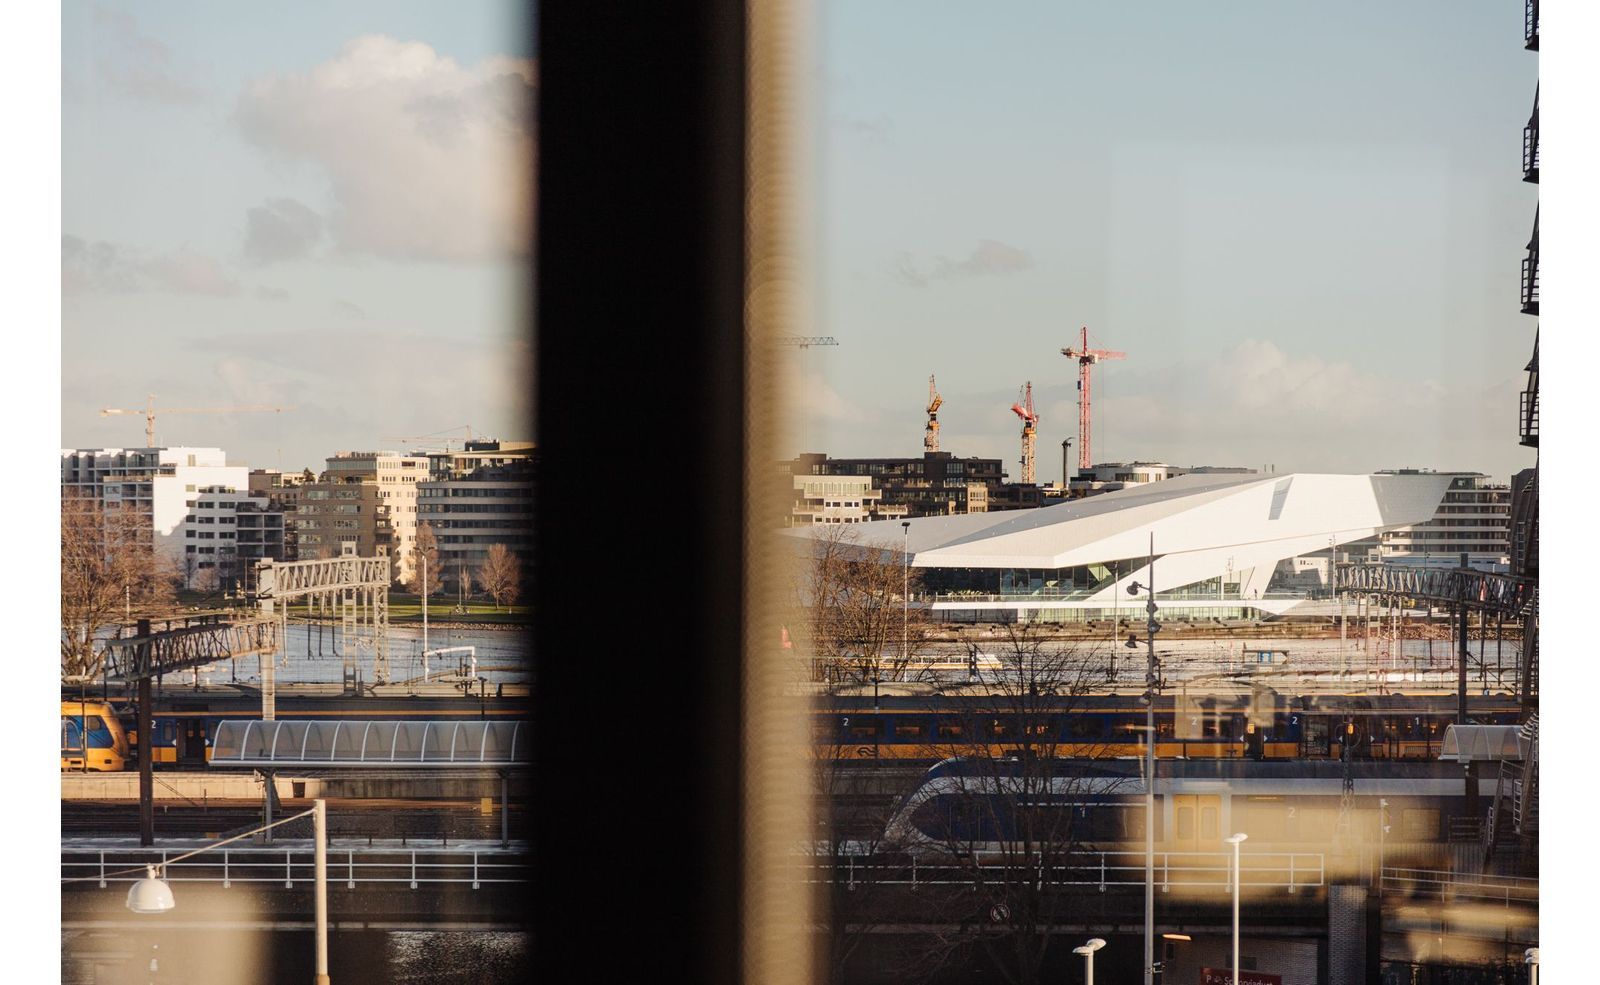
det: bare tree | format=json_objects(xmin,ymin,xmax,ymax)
[
  {"xmin": 799, "ymin": 525, "xmax": 929, "ymax": 687},
  {"xmin": 405, "ymin": 522, "xmax": 441, "ymax": 595},
  {"xmin": 61, "ymin": 493, "xmax": 177, "ymax": 677},
  {"xmin": 479, "ymin": 544, "xmax": 521, "ymax": 611},
  {"xmin": 907, "ymin": 625, "xmax": 1126, "ymax": 985}
]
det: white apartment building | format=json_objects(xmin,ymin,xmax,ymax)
[
  {"xmin": 319, "ymin": 451, "xmax": 431, "ymax": 582},
  {"xmin": 181, "ymin": 486, "xmax": 285, "ymax": 589},
  {"xmin": 61, "ymin": 447, "xmax": 249, "ymax": 560}
]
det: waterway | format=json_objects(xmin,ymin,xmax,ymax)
[{"xmin": 191, "ymin": 622, "xmax": 531, "ymax": 687}]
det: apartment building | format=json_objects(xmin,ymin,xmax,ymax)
[
  {"xmin": 788, "ymin": 474, "xmax": 909, "ymax": 526},
  {"xmin": 416, "ymin": 455, "xmax": 535, "ymax": 590},
  {"xmin": 180, "ymin": 486, "xmax": 285, "ymax": 589},
  {"xmin": 61, "ymin": 446, "xmax": 249, "ymax": 560}
]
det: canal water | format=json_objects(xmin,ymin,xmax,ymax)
[{"xmin": 192, "ymin": 623, "xmax": 532, "ymax": 687}]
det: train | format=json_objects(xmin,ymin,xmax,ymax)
[
  {"xmin": 880, "ymin": 756, "xmax": 1501, "ymax": 860},
  {"xmin": 814, "ymin": 690, "xmax": 1528, "ymax": 762},
  {"xmin": 60, "ymin": 689, "xmax": 530, "ymax": 772}
]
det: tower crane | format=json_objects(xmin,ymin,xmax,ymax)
[
  {"xmin": 924, "ymin": 375, "xmax": 943, "ymax": 453},
  {"xmin": 1010, "ymin": 382, "xmax": 1039, "ymax": 485},
  {"xmin": 380, "ymin": 425, "xmax": 477, "ymax": 453},
  {"xmin": 1060, "ymin": 326, "xmax": 1126, "ymax": 473},
  {"xmin": 100, "ymin": 395, "xmax": 291, "ymax": 448}
]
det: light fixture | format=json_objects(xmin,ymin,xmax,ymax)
[
  {"xmin": 125, "ymin": 865, "xmax": 175, "ymax": 914},
  {"xmin": 1162, "ymin": 933, "xmax": 1192, "ymax": 942},
  {"xmin": 1225, "ymin": 832, "xmax": 1249, "ymax": 845}
]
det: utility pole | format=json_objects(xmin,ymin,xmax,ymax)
[
  {"xmin": 1458, "ymin": 553, "xmax": 1478, "ymax": 817},
  {"xmin": 1126, "ymin": 533, "xmax": 1160, "ymax": 985},
  {"xmin": 136, "ymin": 618, "xmax": 153, "ymax": 847},
  {"xmin": 422, "ymin": 553, "xmax": 430, "ymax": 658}
]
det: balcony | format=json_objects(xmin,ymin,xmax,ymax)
[
  {"xmin": 1511, "ymin": 469, "xmax": 1538, "ymax": 579},
  {"xmin": 1525, "ymin": 0, "xmax": 1538, "ymax": 51},
  {"xmin": 1521, "ymin": 211, "xmax": 1538, "ymax": 316},
  {"xmin": 1520, "ymin": 336, "xmax": 1539, "ymax": 448},
  {"xmin": 1522, "ymin": 88, "xmax": 1538, "ymax": 183}
]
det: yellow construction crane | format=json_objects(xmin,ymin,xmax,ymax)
[
  {"xmin": 100, "ymin": 395, "xmax": 291, "ymax": 447},
  {"xmin": 924, "ymin": 375, "xmax": 943, "ymax": 453}
]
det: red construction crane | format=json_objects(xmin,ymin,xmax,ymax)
[
  {"xmin": 1009, "ymin": 381, "xmax": 1039, "ymax": 485},
  {"xmin": 1060, "ymin": 326, "xmax": 1126, "ymax": 473}
]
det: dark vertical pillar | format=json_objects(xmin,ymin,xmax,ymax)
[
  {"xmin": 1459, "ymin": 554, "xmax": 1478, "ymax": 816},
  {"xmin": 536, "ymin": 3, "xmax": 747, "ymax": 982},
  {"xmin": 136, "ymin": 618, "xmax": 153, "ymax": 847}
]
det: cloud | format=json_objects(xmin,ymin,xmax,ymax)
[
  {"xmin": 91, "ymin": 7, "xmax": 205, "ymax": 104},
  {"xmin": 892, "ymin": 239, "xmax": 1034, "ymax": 287},
  {"xmin": 243, "ymin": 198, "xmax": 324, "ymax": 264},
  {"xmin": 236, "ymin": 36, "xmax": 536, "ymax": 262},
  {"xmin": 255, "ymin": 285, "xmax": 290, "ymax": 301},
  {"xmin": 63, "ymin": 235, "xmax": 240, "ymax": 296}
]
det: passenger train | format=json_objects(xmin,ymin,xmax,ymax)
[
  {"xmin": 61, "ymin": 690, "xmax": 529, "ymax": 772},
  {"xmin": 815, "ymin": 691, "xmax": 1527, "ymax": 762}
]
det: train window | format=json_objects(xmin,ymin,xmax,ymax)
[
  {"xmin": 896, "ymin": 722, "xmax": 926, "ymax": 739},
  {"xmin": 1200, "ymin": 806, "xmax": 1218, "ymax": 840},
  {"xmin": 1401, "ymin": 809, "xmax": 1440, "ymax": 840},
  {"xmin": 1024, "ymin": 723, "xmax": 1050, "ymax": 737},
  {"xmin": 991, "ymin": 720, "xmax": 1014, "ymax": 738},
  {"xmin": 811, "ymin": 720, "xmax": 836, "ymax": 741},
  {"xmin": 1069, "ymin": 716, "xmax": 1103, "ymax": 739},
  {"xmin": 849, "ymin": 722, "xmax": 879, "ymax": 738},
  {"xmin": 937, "ymin": 722, "xmax": 964, "ymax": 739}
]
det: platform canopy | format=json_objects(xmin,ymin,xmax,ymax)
[
  {"xmin": 1438, "ymin": 724, "xmax": 1527, "ymax": 763},
  {"xmin": 209, "ymin": 719, "xmax": 527, "ymax": 767}
]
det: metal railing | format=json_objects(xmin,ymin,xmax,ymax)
[
  {"xmin": 805, "ymin": 850, "xmax": 1324, "ymax": 893},
  {"xmin": 1519, "ymin": 387, "xmax": 1538, "ymax": 448},
  {"xmin": 1522, "ymin": 253, "xmax": 1539, "ymax": 315},
  {"xmin": 1382, "ymin": 866, "xmax": 1537, "ymax": 905},
  {"xmin": 1523, "ymin": 118, "xmax": 1539, "ymax": 182},
  {"xmin": 1525, "ymin": 0, "xmax": 1538, "ymax": 50},
  {"xmin": 62, "ymin": 846, "xmax": 528, "ymax": 890}
]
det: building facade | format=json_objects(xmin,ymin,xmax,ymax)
[
  {"xmin": 306, "ymin": 452, "xmax": 430, "ymax": 581},
  {"xmin": 179, "ymin": 486, "xmax": 285, "ymax": 589},
  {"xmin": 1366, "ymin": 470, "xmax": 1510, "ymax": 570},
  {"xmin": 791, "ymin": 471, "xmax": 1457, "ymax": 623},
  {"xmin": 788, "ymin": 474, "xmax": 909, "ymax": 526},
  {"xmin": 293, "ymin": 479, "xmax": 392, "ymax": 563},
  {"xmin": 416, "ymin": 457, "xmax": 535, "ymax": 590},
  {"xmin": 790, "ymin": 452, "xmax": 1050, "ymax": 518},
  {"xmin": 61, "ymin": 446, "xmax": 249, "ymax": 560}
]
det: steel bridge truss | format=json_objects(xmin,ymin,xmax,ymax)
[
  {"xmin": 1335, "ymin": 563, "xmax": 1535, "ymax": 619},
  {"xmin": 101, "ymin": 616, "xmax": 281, "ymax": 681},
  {"xmin": 253, "ymin": 550, "xmax": 392, "ymax": 685}
]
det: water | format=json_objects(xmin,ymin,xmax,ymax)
[{"xmin": 201, "ymin": 623, "xmax": 532, "ymax": 686}]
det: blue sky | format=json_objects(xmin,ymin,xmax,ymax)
[
  {"xmin": 61, "ymin": 2, "xmax": 533, "ymax": 471},
  {"xmin": 801, "ymin": 1, "xmax": 1539, "ymax": 481}
]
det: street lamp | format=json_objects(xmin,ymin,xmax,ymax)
[
  {"xmin": 901, "ymin": 520, "xmax": 911, "ymax": 670},
  {"xmin": 1378, "ymin": 799, "xmax": 1390, "ymax": 897},
  {"xmin": 1525, "ymin": 947, "xmax": 1539, "ymax": 985},
  {"xmin": 124, "ymin": 799, "xmax": 332, "ymax": 984},
  {"xmin": 1072, "ymin": 937, "xmax": 1107, "ymax": 985},
  {"xmin": 1127, "ymin": 532, "xmax": 1160, "ymax": 985},
  {"xmin": 1226, "ymin": 832, "xmax": 1248, "ymax": 985}
]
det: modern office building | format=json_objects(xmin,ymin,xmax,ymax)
[
  {"xmin": 1063, "ymin": 462, "xmax": 1258, "ymax": 499},
  {"xmin": 788, "ymin": 451, "xmax": 1059, "ymax": 518},
  {"xmin": 416, "ymin": 458, "xmax": 535, "ymax": 590},
  {"xmin": 790, "ymin": 470, "xmax": 1457, "ymax": 623},
  {"xmin": 61, "ymin": 446, "xmax": 249, "ymax": 559},
  {"xmin": 1343, "ymin": 471, "xmax": 1510, "ymax": 571},
  {"xmin": 423, "ymin": 439, "xmax": 537, "ymax": 480}
]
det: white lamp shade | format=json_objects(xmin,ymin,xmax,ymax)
[{"xmin": 126, "ymin": 867, "xmax": 176, "ymax": 914}]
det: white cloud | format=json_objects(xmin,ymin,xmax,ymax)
[
  {"xmin": 236, "ymin": 36, "xmax": 535, "ymax": 262},
  {"xmin": 91, "ymin": 7, "xmax": 205, "ymax": 104},
  {"xmin": 243, "ymin": 198, "xmax": 324, "ymax": 264}
]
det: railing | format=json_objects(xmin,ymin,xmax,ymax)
[
  {"xmin": 1522, "ymin": 252, "xmax": 1538, "ymax": 315},
  {"xmin": 62, "ymin": 846, "xmax": 528, "ymax": 890},
  {"xmin": 804, "ymin": 850, "xmax": 1324, "ymax": 893},
  {"xmin": 1523, "ymin": 114, "xmax": 1539, "ymax": 183},
  {"xmin": 1382, "ymin": 866, "xmax": 1537, "ymax": 905},
  {"xmin": 1519, "ymin": 387, "xmax": 1538, "ymax": 448},
  {"xmin": 1525, "ymin": 0, "xmax": 1538, "ymax": 50}
]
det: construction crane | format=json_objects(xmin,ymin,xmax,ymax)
[
  {"xmin": 924, "ymin": 375, "xmax": 943, "ymax": 453},
  {"xmin": 1060, "ymin": 326, "xmax": 1126, "ymax": 473},
  {"xmin": 380, "ymin": 425, "xmax": 477, "ymax": 452},
  {"xmin": 776, "ymin": 336, "xmax": 839, "ymax": 348},
  {"xmin": 100, "ymin": 395, "xmax": 291, "ymax": 448},
  {"xmin": 1010, "ymin": 382, "xmax": 1039, "ymax": 485}
]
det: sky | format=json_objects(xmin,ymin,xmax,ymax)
[
  {"xmin": 61, "ymin": 1, "xmax": 534, "ymax": 472},
  {"xmin": 798, "ymin": 1, "xmax": 1539, "ymax": 482}
]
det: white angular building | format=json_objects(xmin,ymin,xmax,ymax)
[
  {"xmin": 796, "ymin": 471, "xmax": 1455, "ymax": 622},
  {"xmin": 61, "ymin": 447, "xmax": 249, "ymax": 560}
]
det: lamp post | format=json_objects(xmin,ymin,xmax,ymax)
[
  {"xmin": 1378, "ymin": 798, "xmax": 1390, "ymax": 897},
  {"xmin": 1525, "ymin": 947, "xmax": 1539, "ymax": 985},
  {"xmin": 1072, "ymin": 938, "xmax": 1106, "ymax": 985},
  {"xmin": 125, "ymin": 799, "xmax": 332, "ymax": 984},
  {"xmin": 1127, "ymin": 532, "xmax": 1160, "ymax": 985},
  {"xmin": 901, "ymin": 520, "xmax": 911, "ymax": 671},
  {"xmin": 1226, "ymin": 832, "xmax": 1248, "ymax": 985}
]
